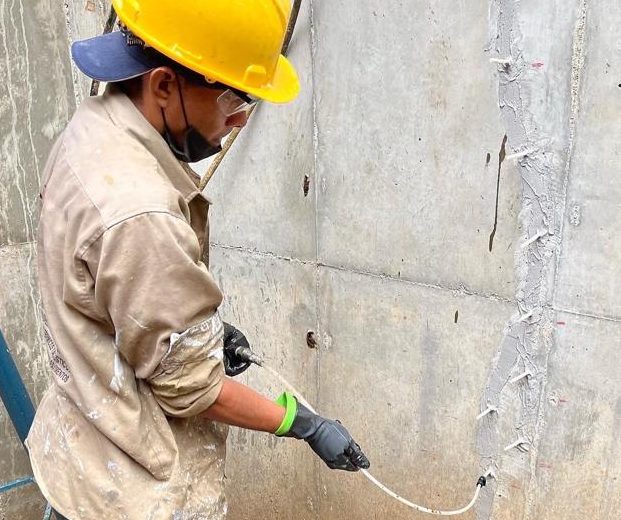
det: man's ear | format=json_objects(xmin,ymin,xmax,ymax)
[{"xmin": 146, "ymin": 67, "xmax": 178, "ymax": 108}]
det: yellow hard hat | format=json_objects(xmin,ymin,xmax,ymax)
[{"xmin": 111, "ymin": 0, "xmax": 300, "ymax": 103}]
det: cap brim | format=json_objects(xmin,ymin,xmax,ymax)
[{"xmin": 71, "ymin": 31, "xmax": 156, "ymax": 82}]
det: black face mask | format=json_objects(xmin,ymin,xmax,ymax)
[{"xmin": 161, "ymin": 83, "xmax": 222, "ymax": 163}]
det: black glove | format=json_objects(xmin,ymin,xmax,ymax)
[
  {"xmin": 222, "ymin": 322, "xmax": 252, "ymax": 377},
  {"xmin": 284, "ymin": 400, "xmax": 370, "ymax": 471}
]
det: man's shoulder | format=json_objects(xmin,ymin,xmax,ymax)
[{"xmin": 59, "ymin": 107, "xmax": 187, "ymax": 228}]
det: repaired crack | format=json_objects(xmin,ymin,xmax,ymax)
[{"xmin": 477, "ymin": 1, "xmax": 588, "ymax": 519}]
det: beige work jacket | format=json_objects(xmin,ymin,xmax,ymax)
[{"xmin": 26, "ymin": 86, "xmax": 229, "ymax": 520}]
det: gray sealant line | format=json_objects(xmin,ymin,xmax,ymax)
[{"xmin": 475, "ymin": 0, "xmax": 582, "ymax": 518}]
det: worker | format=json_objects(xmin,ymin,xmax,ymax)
[{"xmin": 25, "ymin": 1, "xmax": 369, "ymax": 519}]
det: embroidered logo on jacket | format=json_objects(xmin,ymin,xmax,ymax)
[{"xmin": 42, "ymin": 319, "xmax": 71, "ymax": 383}]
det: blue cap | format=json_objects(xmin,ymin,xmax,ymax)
[{"xmin": 71, "ymin": 30, "xmax": 164, "ymax": 82}]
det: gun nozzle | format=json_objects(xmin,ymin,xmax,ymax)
[{"xmin": 235, "ymin": 346, "xmax": 264, "ymax": 367}]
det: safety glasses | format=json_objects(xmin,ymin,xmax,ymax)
[
  {"xmin": 216, "ymin": 89, "xmax": 257, "ymax": 117},
  {"xmin": 181, "ymin": 69, "xmax": 257, "ymax": 116}
]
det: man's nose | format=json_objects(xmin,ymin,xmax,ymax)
[{"xmin": 226, "ymin": 110, "xmax": 249, "ymax": 129}]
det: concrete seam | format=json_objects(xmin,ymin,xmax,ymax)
[
  {"xmin": 308, "ymin": 1, "xmax": 322, "ymax": 516},
  {"xmin": 553, "ymin": 306, "xmax": 621, "ymax": 325},
  {"xmin": 308, "ymin": 0, "xmax": 321, "ymax": 404},
  {"xmin": 62, "ymin": 1, "xmax": 85, "ymax": 106},
  {"xmin": 210, "ymin": 242, "xmax": 515, "ymax": 305},
  {"xmin": 317, "ymin": 262, "xmax": 514, "ymax": 304}
]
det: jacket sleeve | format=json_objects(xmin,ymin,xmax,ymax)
[{"xmin": 83, "ymin": 211, "xmax": 225, "ymax": 417}]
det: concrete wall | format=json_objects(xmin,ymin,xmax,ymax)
[
  {"xmin": 208, "ymin": 1, "xmax": 621, "ymax": 519},
  {"xmin": 0, "ymin": 1, "xmax": 106, "ymax": 518},
  {"xmin": 1, "ymin": 1, "xmax": 619, "ymax": 519}
]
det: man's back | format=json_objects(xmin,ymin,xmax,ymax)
[{"xmin": 28, "ymin": 87, "xmax": 228, "ymax": 520}]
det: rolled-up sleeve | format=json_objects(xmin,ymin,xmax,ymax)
[
  {"xmin": 148, "ymin": 312, "xmax": 225, "ymax": 417},
  {"xmin": 83, "ymin": 211, "xmax": 225, "ymax": 417}
]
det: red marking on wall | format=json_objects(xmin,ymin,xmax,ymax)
[
  {"xmin": 85, "ymin": 0, "xmax": 96, "ymax": 11},
  {"xmin": 531, "ymin": 62, "xmax": 545, "ymax": 69},
  {"xmin": 558, "ymin": 397, "xmax": 569, "ymax": 404},
  {"xmin": 556, "ymin": 321, "xmax": 566, "ymax": 326}
]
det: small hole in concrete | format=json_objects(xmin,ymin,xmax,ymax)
[{"xmin": 306, "ymin": 331, "xmax": 317, "ymax": 349}]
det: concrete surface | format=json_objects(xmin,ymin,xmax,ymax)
[
  {"xmin": 528, "ymin": 312, "xmax": 621, "ymax": 519},
  {"xmin": 554, "ymin": 0, "xmax": 621, "ymax": 319},
  {"xmin": 1, "ymin": 0, "xmax": 620, "ymax": 519},
  {"xmin": 209, "ymin": 1, "xmax": 621, "ymax": 519},
  {"xmin": 315, "ymin": 267, "xmax": 514, "ymax": 519},
  {"xmin": 0, "ymin": 245, "xmax": 48, "ymax": 519},
  {"xmin": 0, "ymin": 1, "xmax": 104, "ymax": 518},
  {"xmin": 205, "ymin": 0, "xmax": 317, "ymax": 262},
  {"xmin": 210, "ymin": 245, "xmax": 320, "ymax": 520},
  {"xmin": 0, "ymin": 0, "xmax": 75, "ymax": 246},
  {"xmin": 311, "ymin": 0, "xmax": 521, "ymax": 301}
]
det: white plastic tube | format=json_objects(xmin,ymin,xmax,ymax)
[{"xmin": 262, "ymin": 364, "xmax": 485, "ymax": 516}]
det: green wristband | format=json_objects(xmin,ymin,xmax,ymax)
[{"xmin": 274, "ymin": 392, "xmax": 298, "ymax": 436}]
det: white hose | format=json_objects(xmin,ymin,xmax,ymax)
[
  {"xmin": 359, "ymin": 469, "xmax": 482, "ymax": 516},
  {"xmin": 262, "ymin": 364, "xmax": 485, "ymax": 516}
]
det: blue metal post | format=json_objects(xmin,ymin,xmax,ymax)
[
  {"xmin": 0, "ymin": 330, "xmax": 66, "ymax": 519},
  {"xmin": 0, "ymin": 329, "xmax": 36, "ymax": 444},
  {"xmin": 0, "ymin": 476, "xmax": 34, "ymax": 494}
]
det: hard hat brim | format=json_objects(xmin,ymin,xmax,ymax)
[
  {"xmin": 71, "ymin": 31, "xmax": 159, "ymax": 82},
  {"xmin": 239, "ymin": 55, "xmax": 300, "ymax": 104}
]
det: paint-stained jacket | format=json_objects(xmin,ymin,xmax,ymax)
[{"xmin": 26, "ymin": 86, "xmax": 228, "ymax": 520}]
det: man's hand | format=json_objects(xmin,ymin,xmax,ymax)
[
  {"xmin": 222, "ymin": 322, "xmax": 252, "ymax": 377},
  {"xmin": 278, "ymin": 395, "xmax": 370, "ymax": 471}
]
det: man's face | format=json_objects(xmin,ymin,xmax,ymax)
[{"xmin": 166, "ymin": 77, "xmax": 251, "ymax": 148}]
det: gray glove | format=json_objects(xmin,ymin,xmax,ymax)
[
  {"xmin": 283, "ymin": 399, "xmax": 370, "ymax": 471},
  {"xmin": 222, "ymin": 322, "xmax": 252, "ymax": 377}
]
